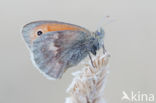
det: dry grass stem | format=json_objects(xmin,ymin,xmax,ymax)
[{"xmin": 65, "ymin": 52, "xmax": 110, "ymax": 103}]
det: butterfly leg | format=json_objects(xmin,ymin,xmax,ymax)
[
  {"xmin": 102, "ymin": 44, "xmax": 106, "ymax": 54},
  {"xmin": 88, "ymin": 52, "xmax": 95, "ymax": 68}
]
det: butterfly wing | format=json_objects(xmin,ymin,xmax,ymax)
[
  {"xmin": 22, "ymin": 20, "xmax": 90, "ymax": 48},
  {"xmin": 31, "ymin": 30, "xmax": 89, "ymax": 79}
]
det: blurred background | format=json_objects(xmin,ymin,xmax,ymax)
[{"xmin": 0, "ymin": 0, "xmax": 155, "ymax": 103}]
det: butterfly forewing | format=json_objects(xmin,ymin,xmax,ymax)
[{"xmin": 22, "ymin": 21, "xmax": 90, "ymax": 48}]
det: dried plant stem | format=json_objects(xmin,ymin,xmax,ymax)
[{"xmin": 65, "ymin": 53, "xmax": 110, "ymax": 103}]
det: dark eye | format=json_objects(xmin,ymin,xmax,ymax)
[{"xmin": 37, "ymin": 30, "xmax": 43, "ymax": 36}]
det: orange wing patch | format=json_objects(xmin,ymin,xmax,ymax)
[
  {"xmin": 31, "ymin": 23, "xmax": 86, "ymax": 41},
  {"xmin": 47, "ymin": 24, "xmax": 82, "ymax": 31}
]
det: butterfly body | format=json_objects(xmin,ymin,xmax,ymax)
[{"xmin": 22, "ymin": 21, "xmax": 104, "ymax": 79}]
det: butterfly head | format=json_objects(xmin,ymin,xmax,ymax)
[
  {"xmin": 95, "ymin": 28, "xmax": 104, "ymax": 45},
  {"xmin": 89, "ymin": 28, "xmax": 105, "ymax": 55}
]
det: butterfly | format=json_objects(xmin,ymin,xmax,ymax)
[{"xmin": 22, "ymin": 21, "xmax": 105, "ymax": 79}]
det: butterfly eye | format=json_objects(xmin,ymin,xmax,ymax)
[{"xmin": 37, "ymin": 30, "xmax": 43, "ymax": 36}]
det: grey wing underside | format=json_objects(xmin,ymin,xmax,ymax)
[{"xmin": 31, "ymin": 30, "xmax": 88, "ymax": 79}]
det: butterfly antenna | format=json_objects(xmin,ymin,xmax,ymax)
[{"xmin": 96, "ymin": 15, "xmax": 116, "ymax": 30}]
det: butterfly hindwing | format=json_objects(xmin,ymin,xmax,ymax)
[{"xmin": 31, "ymin": 30, "xmax": 88, "ymax": 79}]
